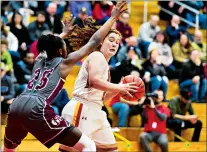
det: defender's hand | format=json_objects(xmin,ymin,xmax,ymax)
[
  {"xmin": 61, "ymin": 15, "xmax": 76, "ymax": 38},
  {"xmin": 111, "ymin": 1, "xmax": 128, "ymax": 20}
]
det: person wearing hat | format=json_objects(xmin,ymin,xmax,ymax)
[
  {"xmin": 69, "ymin": 1, "xmax": 92, "ymax": 18},
  {"xmin": 1, "ymin": 62, "xmax": 15, "ymax": 114},
  {"xmin": 73, "ymin": 7, "xmax": 88, "ymax": 28},
  {"xmin": 167, "ymin": 89, "xmax": 202, "ymax": 141}
]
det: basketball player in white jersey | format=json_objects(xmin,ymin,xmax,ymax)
[{"xmin": 59, "ymin": 2, "xmax": 139, "ymax": 151}]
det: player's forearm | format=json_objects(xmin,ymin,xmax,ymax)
[
  {"xmin": 59, "ymin": 33, "xmax": 67, "ymax": 39},
  {"xmin": 89, "ymin": 17, "xmax": 116, "ymax": 48},
  {"xmin": 90, "ymin": 78, "xmax": 120, "ymax": 92},
  {"xmin": 120, "ymin": 97, "xmax": 130, "ymax": 103}
]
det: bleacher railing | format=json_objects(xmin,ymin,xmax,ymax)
[{"xmin": 143, "ymin": 1, "xmax": 200, "ymax": 30}]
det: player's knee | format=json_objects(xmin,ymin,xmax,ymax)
[
  {"xmin": 83, "ymin": 140, "xmax": 96, "ymax": 151},
  {"xmin": 73, "ymin": 134, "xmax": 96, "ymax": 151},
  {"xmin": 4, "ymin": 137, "xmax": 19, "ymax": 150},
  {"xmin": 2, "ymin": 146, "xmax": 16, "ymax": 152}
]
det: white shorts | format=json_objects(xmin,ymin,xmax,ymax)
[{"xmin": 62, "ymin": 99, "xmax": 117, "ymax": 151}]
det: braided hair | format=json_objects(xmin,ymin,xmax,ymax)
[{"xmin": 37, "ymin": 34, "xmax": 64, "ymax": 59}]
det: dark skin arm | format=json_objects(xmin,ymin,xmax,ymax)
[{"xmin": 59, "ymin": 2, "xmax": 128, "ymax": 79}]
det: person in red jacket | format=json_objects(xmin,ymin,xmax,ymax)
[{"xmin": 140, "ymin": 90, "xmax": 170, "ymax": 152}]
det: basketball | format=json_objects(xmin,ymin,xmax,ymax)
[{"xmin": 121, "ymin": 75, "xmax": 145, "ymax": 101}]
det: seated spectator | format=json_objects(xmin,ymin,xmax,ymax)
[
  {"xmin": 172, "ymin": 33, "xmax": 194, "ymax": 71},
  {"xmin": 92, "ymin": 1, "xmax": 114, "ymax": 25},
  {"xmin": 142, "ymin": 49, "xmax": 168, "ymax": 99},
  {"xmin": 116, "ymin": 11, "xmax": 133, "ymax": 44},
  {"xmin": 165, "ymin": 15, "xmax": 187, "ymax": 46},
  {"xmin": 140, "ymin": 90, "xmax": 170, "ymax": 152},
  {"xmin": 45, "ymin": 1, "xmax": 66, "ymax": 19},
  {"xmin": 8, "ymin": 11, "xmax": 31, "ymax": 52},
  {"xmin": 167, "ymin": 89, "xmax": 202, "ymax": 141},
  {"xmin": 14, "ymin": 51, "xmax": 34, "ymax": 95},
  {"xmin": 1, "ymin": 62, "xmax": 15, "ymax": 113},
  {"xmin": 203, "ymin": 1, "xmax": 207, "ymax": 14},
  {"xmin": 1, "ymin": 39, "xmax": 13, "ymax": 75},
  {"xmin": 8, "ymin": 1, "xmax": 36, "ymax": 26},
  {"xmin": 73, "ymin": 7, "xmax": 88, "ymax": 28},
  {"xmin": 127, "ymin": 46, "xmax": 143, "ymax": 75},
  {"xmin": 148, "ymin": 31, "xmax": 175, "ymax": 79},
  {"xmin": 110, "ymin": 93, "xmax": 142, "ymax": 127},
  {"xmin": 192, "ymin": 30, "xmax": 207, "ymax": 63},
  {"xmin": 15, "ymin": 2, "xmax": 36, "ymax": 26},
  {"xmin": 117, "ymin": 36, "xmax": 141, "ymax": 63},
  {"xmin": 182, "ymin": 1, "xmax": 207, "ymax": 29},
  {"xmin": 45, "ymin": 2, "xmax": 63, "ymax": 34},
  {"xmin": 26, "ymin": 1, "xmax": 38, "ymax": 15},
  {"xmin": 28, "ymin": 11, "xmax": 49, "ymax": 42},
  {"xmin": 111, "ymin": 40, "xmax": 142, "ymax": 84},
  {"xmin": 148, "ymin": 31, "xmax": 172, "ymax": 65},
  {"xmin": 1, "ymin": 19, "xmax": 19, "ymax": 51},
  {"xmin": 1, "ymin": 1, "xmax": 10, "ymax": 24},
  {"xmin": 69, "ymin": 1, "xmax": 92, "ymax": 18},
  {"xmin": 137, "ymin": 15, "xmax": 160, "ymax": 58},
  {"xmin": 179, "ymin": 50, "xmax": 206, "ymax": 102},
  {"xmin": 51, "ymin": 88, "xmax": 69, "ymax": 115},
  {"xmin": 110, "ymin": 60, "xmax": 141, "ymax": 84}
]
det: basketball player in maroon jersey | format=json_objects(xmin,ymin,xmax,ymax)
[{"xmin": 2, "ymin": 2, "xmax": 132, "ymax": 152}]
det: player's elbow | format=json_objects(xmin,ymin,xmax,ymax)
[
  {"xmin": 90, "ymin": 77, "xmax": 104, "ymax": 90},
  {"xmin": 89, "ymin": 77, "xmax": 100, "ymax": 88},
  {"xmin": 89, "ymin": 35, "xmax": 101, "ymax": 48}
]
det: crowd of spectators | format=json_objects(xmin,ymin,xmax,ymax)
[
  {"xmin": 1, "ymin": 1, "xmax": 206, "ymax": 150},
  {"xmin": 159, "ymin": 1, "xmax": 207, "ymax": 29},
  {"xmin": 1, "ymin": 1, "xmax": 69, "ymax": 114}
]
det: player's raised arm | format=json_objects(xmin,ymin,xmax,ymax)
[{"xmin": 60, "ymin": 2, "xmax": 128, "ymax": 74}]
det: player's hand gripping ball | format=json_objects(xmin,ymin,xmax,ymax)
[{"xmin": 121, "ymin": 75, "xmax": 145, "ymax": 101}]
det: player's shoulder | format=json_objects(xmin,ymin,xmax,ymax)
[
  {"xmin": 89, "ymin": 51, "xmax": 104, "ymax": 57},
  {"xmin": 88, "ymin": 51, "xmax": 106, "ymax": 61}
]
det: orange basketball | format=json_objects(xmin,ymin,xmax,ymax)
[{"xmin": 121, "ymin": 75, "xmax": 145, "ymax": 101}]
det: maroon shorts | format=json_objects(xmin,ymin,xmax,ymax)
[{"xmin": 4, "ymin": 95, "xmax": 74, "ymax": 149}]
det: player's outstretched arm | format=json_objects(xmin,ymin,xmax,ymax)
[{"xmin": 60, "ymin": 1, "xmax": 128, "ymax": 78}]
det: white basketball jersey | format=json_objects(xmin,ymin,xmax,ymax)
[{"xmin": 72, "ymin": 52, "xmax": 110, "ymax": 107}]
